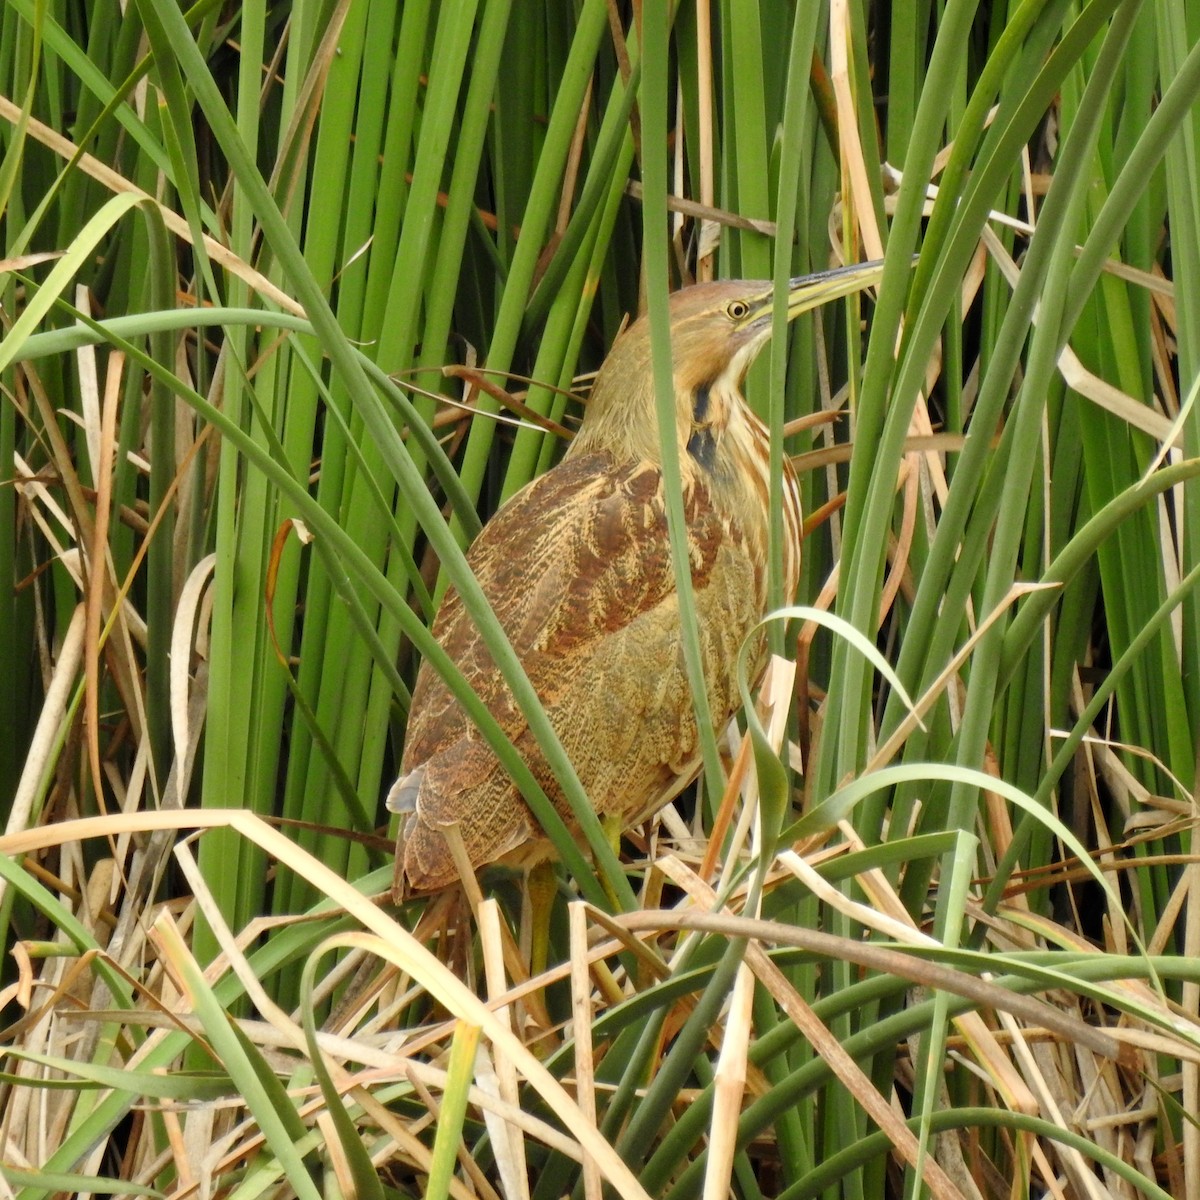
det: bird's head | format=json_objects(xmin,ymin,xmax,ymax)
[{"xmin": 569, "ymin": 260, "xmax": 887, "ymax": 472}]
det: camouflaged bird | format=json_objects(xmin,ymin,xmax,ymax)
[{"xmin": 389, "ymin": 263, "xmax": 885, "ymax": 895}]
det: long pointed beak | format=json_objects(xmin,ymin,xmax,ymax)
[
  {"xmin": 782, "ymin": 258, "xmax": 889, "ymax": 320},
  {"xmin": 736, "ymin": 257, "xmax": 892, "ymax": 332}
]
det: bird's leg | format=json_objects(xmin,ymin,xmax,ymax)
[
  {"xmin": 600, "ymin": 812, "xmax": 625, "ymax": 910},
  {"xmin": 527, "ymin": 819, "xmax": 625, "ymax": 971},
  {"xmin": 526, "ymin": 860, "xmax": 558, "ymax": 978}
]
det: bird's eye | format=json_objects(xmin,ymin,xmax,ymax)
[{"xmin": 726, "ymin": 300, "xmax": 750, "ymax": 320}]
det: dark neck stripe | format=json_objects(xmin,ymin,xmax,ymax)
[{"xmin": 687, "ymin": 427, "xmax": 718, "ymax": 471}]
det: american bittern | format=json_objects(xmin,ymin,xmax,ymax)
[{"xmin": 389, "ymin": 261, "xmax": 884, "ymax": 897}]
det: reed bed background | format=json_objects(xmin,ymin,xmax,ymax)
[{"xmin": 3, "ymin": 1, "xmax": 1200, "ymax": 1197}]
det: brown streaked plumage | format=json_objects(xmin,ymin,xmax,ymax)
[{"xmin": 389, "ymin": 262, "xmax": 885, "ymax": 895}]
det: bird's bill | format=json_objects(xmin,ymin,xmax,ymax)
[
  {"xmin": 784, "ymin": 258, "xmax": 890, "ymax": 320},
  {"xmin": 740, "ymin": 257, "xmax": 892, "ymax": 327}
]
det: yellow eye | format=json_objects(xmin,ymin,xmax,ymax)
[{"xmin": 726, "ymin": 299, "xmax": 750, "ymax": 320}]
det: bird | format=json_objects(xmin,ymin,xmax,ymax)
[{"xmin": 388, "ymin": 261, "xmax": 885, "ymax": 899}]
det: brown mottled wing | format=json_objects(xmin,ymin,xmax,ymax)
[{"xmin": 394, "ymin": 450, "xmax": 763, "ymax": 890}]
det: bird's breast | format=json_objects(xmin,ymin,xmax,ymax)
[{"xmin": 693, "ymin": 410, "xmax": 803, "ymax": 603}]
